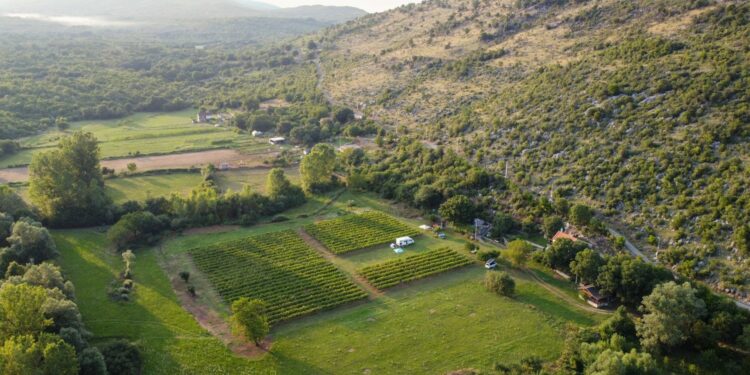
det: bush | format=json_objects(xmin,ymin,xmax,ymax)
[
  {"xmin": 179, "ymin": 271, "xmax": 190, "ymax": 283},
  {"xmin": 99, "ymin": 340, "xmax": 142, "ymax": 375},
  {"xmin": 485, "ymin": 272, "xmax": 515, "ymax": 297},
  {"xmin": 79, "ymin": 347, "xmax": 108, "ymax": 375},
  {"xmin": 477, "ymin": 250, "xmax": 500, "ymax": 261},
  {"xmin": 270, "ymin": 215, "xmax": 289, "ymax": 223}
]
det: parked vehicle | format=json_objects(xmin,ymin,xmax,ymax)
[
  {"xmin": 395, "ymin": 236, "xmax": 415, "ymax": 247},
  {"xmin": 485, "ymin": 258, "xmax": 498, "ymax": 269}
]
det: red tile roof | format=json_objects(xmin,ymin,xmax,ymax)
[{"xmin": 552, "ymin": 231, "xmax": 578, "ymax": 242}]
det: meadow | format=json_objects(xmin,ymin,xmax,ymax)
[
  {"xmin": 53, "ymin": 191, "xmax": 605, "ymax": 374},
  {"xmin": 0, "ymin": 110, "xmax": 269, "ymax": 168}
]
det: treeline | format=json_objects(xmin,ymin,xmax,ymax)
[{"xmin": 0, "ymin": 190, "xmax": 141, "ymax": 374}]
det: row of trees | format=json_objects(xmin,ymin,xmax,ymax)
[{"xmin": 0, "ymin": 193, "xmax": 141, "ymax": 374}]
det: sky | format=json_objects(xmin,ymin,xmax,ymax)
[{"xmin": 262, "ymin": 1, "xmax": 419, "ymax": 13}]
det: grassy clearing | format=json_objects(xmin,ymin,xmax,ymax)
[
  {"xmin": 189, "ymin": 230, "xmax": 367, "ymax": 323},
  {"xmin": 0, "ymin": 110, "xmax": 268, "ymax": 168},
  {"xmin": 304, "ymin": 211, "xmax": 420, "ymax": 254},
  {"xmin": 359, "ymin": 248, "xmax": 472, "ymax": 289},
  {"xmin": 55, "ymin": 191, "xmax": 605, "ymax": 374}
]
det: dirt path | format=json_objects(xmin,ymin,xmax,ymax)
[
  {"xmin": 0, "ymin": 148, "xmax": 275, "ymax": 183},
  {"xmin": 523, "ymin": 269, "xmax": 612, "ymax": 315},
  {"xmin": 296, "ymin": 228, "xmax": 384, "ymax": 298},
  {"xmin": 157, "ymin": 245, "xmax": 271, "ymax": 358}
]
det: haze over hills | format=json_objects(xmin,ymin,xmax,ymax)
[{"xmin": 0, "ymin": 0, "xmax": 366, "ymax": 22}]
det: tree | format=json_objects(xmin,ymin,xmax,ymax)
[
  {"xmin": 543, "ymin": 239, "xmax": 586, "ymax": 273},
  {"xmin": 587, "ymin": 349, "xmax": 658, "ymax": 375},
  {"xmin": 126, "ymin": 163, "xmax": 137, "ymax": 173},
  {"xmin": 596, "ymin": 255, "xmax": 672, "ymax": 307},
  {"xmin": 230, "ymin": 298, "xmax": 269, "ymax": 346},
  {"xmin": 570, "ymin": 249, "xmax": 604, "ymax": 284},
  {"xmin": 266, "ymin": 168, "xmax": 305, "ymax": 209},
  {"xmin": 0, "ymin": 333, "xmax": 78, "ymax": 375},
  {"xmin": 599, "ymin": 307, "xmax": 637, "ymax": 342},
  {"xmin": 733, "ymin": 225, "xmax": 750, "ymax": 256},
  {"xmin": 491, "ymin": 212, "xmax": 516, "ymax": 238},
  {"xmin": 505, "ymin": 239, "xmax": 532, "ymax": 267},
  {"xmin": 79, "ymin": 347, "xmax": 108, "ymax": 375},
  {"xmin": 1, "ymin": 219, "xmax": 58, "ymax": 274},
  {"xmin": 0, "ymin": 185, "xmax": 29, "ymax": 218},
  {"xmin": 569, "ymin": 204, "xmax": 593, "ymax": 227},
  {"xmin": 0, "ymin": 283, "xmax": 50, "ymax": 340},
  {"xmin": 300, "ymin": 144, "xmax": 336, "ymax": 193},
  {"xmin": 485, "ymin": 272, "xmax": 515, "ymax": 297},
  {"xmin": 542, "ymin": 215, "xmax": 564, "ymax": 239},
  {"xmin": 29, "ymin": 131, "xmax": 111, "ymax": 227},
  {"xmin": 122, "ymin": 250, "xmax": 136, "ymax": 277},
  {"xmin": 107, "ymin": 211, "xmax": 164, "ymax": 250},
  {"xmin": 636, "ymin": 282, "xmax": 706, "ymax": 352},
  {"xmin": 438, "ymin": 195, "xmax": 475, "ymax": 224},
  {"xmin": 334, "ymin": 107, "xmax": 355, "ymax": 124},
  {"xmin": 414, "ymin": 185, "xmax": 443, "ymax": 210},
  {"xmin": 99, "ymin": 340, "xmax": 142, "ymax": 375}
]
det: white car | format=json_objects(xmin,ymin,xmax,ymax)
[
  {"xmin": 485, "ymin": 259, "xmax": 498, "ymax": 269},
  {"xmin": 395, "ymin": 236, "xmax": 415, "ymax": 247}
]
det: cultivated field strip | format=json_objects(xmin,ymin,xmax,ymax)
[
  {"xmin": 188, "ymin": 230, "xmax": 367, "ymax": 323},
  {"xmin": 304, "ymin": 211, "xmax": 420, "ymax": 254},
  {"xmin": 359, "ymin": 248, "xmax": 473, "ymax": 289}
]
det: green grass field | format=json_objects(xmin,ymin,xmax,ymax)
[
  {"xmin": 0, "ymin": 110, "xmax": 266, "ymax": 167},
  {"xmin": 54, "ymin": 192, "xmax": 605, "ymax": 374}
]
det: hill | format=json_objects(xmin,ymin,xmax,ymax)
[
  {"xmin": 312, "ymin": 0, "xmax": 750, "ymax": 293},
  {"xmin": 0, "ymin": 0, "xmax": 366, "ymax": 22}
]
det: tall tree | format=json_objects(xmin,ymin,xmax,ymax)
[
  {"xmin": 0, "ymin": 283, "xmax": 50, "ymax": 340},
  {"xmin": 636, "ymin": 282, "xmax": 706, "ymax": 352},
  {"xmin": 505, "ymin": 239, "xmax": 533, "ymax": 267},
  {"xmin": 29, "ymin": 132, "xmax": 111, "ymax": 227},
  {"xmin": 438, "ymin": 195, "xmax": 475, "ymax": 224},
  {"xmin": 570, "ymin": 248, "xmax": 604, "ymax": 284},
  {"xmin": 300, "ymin": 144, "xmax": 336, "ymax": 193},
  {"xmin": 230, "ymin": 298, "xmax": 269, "ymax": 346}
]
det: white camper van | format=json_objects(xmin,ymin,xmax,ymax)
[{"xmin": 395, "ymin": 236, "xmax": 415, "ymax": 247}]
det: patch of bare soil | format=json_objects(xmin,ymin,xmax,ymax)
[
  {"xmin": 182, "ymin": 225, "xmax": 241, "ymax": 236},
  {"xmin": 157, "ymin": 246, "xmax": 271, "ymax": 358},
  {"xmin": 0, "ymin": 149, "xmax": 275, "ymax": 183},
  {"xmin": 296, "ymin": 228, "xmax": 384, "ymax": 298}
]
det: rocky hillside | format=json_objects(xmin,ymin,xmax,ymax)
[{"xmin": 314, "ymin": 0, "xmax": 750, "ymax": 292}]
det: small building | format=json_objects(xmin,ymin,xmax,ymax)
[
  {"xmin": 252, "ymin": 130, "xmax": 264, "ymax": 137},
  {"xmin": 269, "ymin": 137, "xmax": 286, "ymax": 145},
  {"xmin": 552, "ymin": 231, "xmax": 578, "ymax": 243},
  {"xmin": 579, "ymin": 285, "xmax": 610, "ymax": 309}
]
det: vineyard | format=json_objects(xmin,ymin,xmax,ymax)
[
  {"xmin": 188, "ymin": 230, "xmax": 367, "ymax": 323},
  {"xmin": 359, "ymin": 248, "xmax": 473, "ymax": 289},
  {"xmin": 304, "ymin": 211, "xmax": 420, "ymax": 254}
]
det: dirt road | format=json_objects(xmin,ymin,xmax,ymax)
[{"xmin": 0, "ymin": 149, "xmax": 272, "ymax": 183}]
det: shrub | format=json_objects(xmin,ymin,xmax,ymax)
[
  {"xmin": 477, "ymin": 250, "xmax": 500, "ymax": 261},
  {"xmin": 179, "ymin": 271, "xmax": 190, "ymax": 283},
  {"xmin": 485, "ymin": 272, "xmax": 515, "ymax": 297},
  {"xmin": 99, "ymin": 340, "xmax": 141, "ymax": 375}
]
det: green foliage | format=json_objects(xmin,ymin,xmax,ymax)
[
  {"xmin": 230, "ymin": 298, "xmax": 269, "ymax": 346},
  {"xmin": 29, "ymin": 132, "xmax": 111, "ymax": 227},
  {"xmin": 265, "ymin": 168, "xmax": 306, "ymax": 209},
  {"xmin": 359, "ymin": 248, "xmax": 472, "ymax": 289},
  {"xmin": 0, "ymin": 283, "xmax": 50, "ymax": 340},
  {"xmin": 637, "ymin": 282, "xmax": 707, "ymax": 352},
  {"xmin": 189, "ymin": 230, "xmax": 366, "ymax": 323},
  {"xmin": 505, "ymin": 239, "xmax": 533, "ymax": 267},
  {"xmin": 484, "ymin": 272, "xmax": 515, "ymax": 297},
  {"xmin": 569, "ymin": 204, "xmax": 593, "ymax": 227},
  {"xmin": 570, "ymin": 249, "xmax": 604, "ymax": 284},
  {"xmin": 733, "ymin": 225, "xmax": 750, "ymax": 256},
  {"xmin": 542, "ymin": 216, "xmax": 564, "ymax": 239},
  {"xmin": 0, "ymin": 186, "xmax": 29, "ymax": 218},
  {"xmin": 542, "ymin": 239, "xmax": 587, "ymax": 273},
  {"xmin": 439, "ymin": 195, "xmax": 475, "ymax": 224},
  {"xmin": 595, "ymin": 254, "xmax": 673, "ymax": 308},
  {"xmin": 107, "ymin": 211, "xmax": 165, "ymax": 250},
  {"xmin": 99, "ymin": 340, "xmax": 142, "ymax": 375},
  {"xmin": 0, "ymin": 333, "xmax": 78, "ymax": 375},
  {"xmin": 300, "ymin": 143, "xmax": 336, "ymax": 193},
  {"xmin": 0, "ymin": 218, "xmax": 58, "ymax": 275},
  {"xmin": 491, "ymin": 212, "xmax": 517, "ymax": 238},
  {"xmin": 304, "ymin": 211, "xmax": 419, "ymax": 254},
  {"xmin": 78, "ymin": 347, "xmax": 108, "ymax": 375}
]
